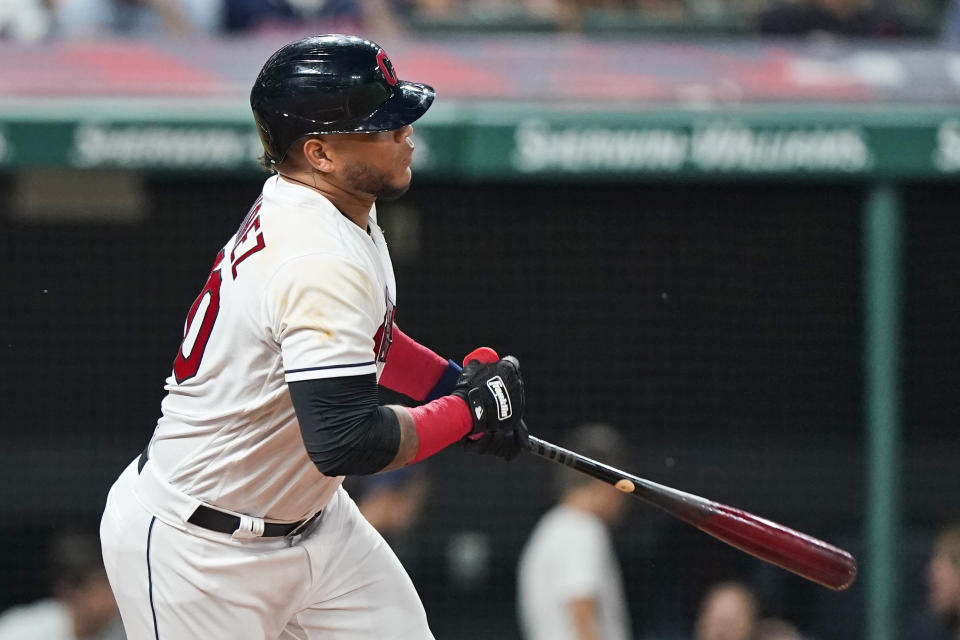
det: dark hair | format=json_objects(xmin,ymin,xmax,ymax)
[
  {"xmin": 259, "ymin": 134, "xmax": 323, "ymax": 173},
  {"xmin": 45, "ymin": 528, "xmax": 106, "ymax": 589},
  {"xmin": 555, "ymin": 422, "xmax": 628, "ymax": 495},
  {"xmin": 257, "ymin": 153, "xmax": 277, "ymax": 173}
]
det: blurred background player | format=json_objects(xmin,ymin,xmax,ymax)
[
  {"xmin": 754, "ymin": 617, "xmax": 805, "ymax": 640},
  {"xmin": 694, "ymin": 581, "xmax": 759, "ymax": 640},
  {"xmin": 347, "ymin": 467, "xmax": 431, "ymax": 573},
  {"xmin": 910, "ymin": 522, "xmax": 960, "ymax": 640},
  {"xmin": 517, "ymin": 422, "xmax": 631, "ymax": 640},
  {"xmin": 695, "ymin": 580, "xmax": 808, "ymax": 640},
  {"xmin": 353, "ymin": 468, "xmax": 430, "ymax": 540},
  {"xmin": 0, "ymin": 528, "xmax": 125, "ymax": 640}
]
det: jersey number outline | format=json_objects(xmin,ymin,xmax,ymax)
[
  {"xmin": 173, "ymin": 205, "xmax": 267, "ymax": 383},
  {"xmin": 173, "ymin": 250, "xmax": 224, "ymax": 383}
]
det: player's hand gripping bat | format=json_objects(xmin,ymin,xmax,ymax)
[{"xmin": 464, "ymin": 347, "xmax": 857, "ymax": 591}]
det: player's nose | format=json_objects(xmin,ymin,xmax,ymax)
[{"xmin": 394, "ymin": 124, "xmax": 413, "ymax": 142}]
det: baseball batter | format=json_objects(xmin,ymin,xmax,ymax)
[{"xmin": 99, "ymin": 34, "xmax": 528, "ymax": 640}]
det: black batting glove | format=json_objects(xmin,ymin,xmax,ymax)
[
  {"xmin": 462, "ymin": 419, "xmax": 530, "ymax": 461},
  {"xmin": 451, "ymin": 355, "xmax": 525, "ymax": 437}
]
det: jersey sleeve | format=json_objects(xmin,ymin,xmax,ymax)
[{"xmin": 265, "ymin": 253, "xmax": 381, "ymax": 382}]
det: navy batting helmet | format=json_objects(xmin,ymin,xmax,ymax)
[{"xmin": 250, "ymin": 34, "xmax": 435, "ymax": 165}]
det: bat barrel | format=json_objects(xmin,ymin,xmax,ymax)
[
  {"xmin": 525, "ymin": 435, "xmax": 857, "ymax": 591},
  {"xmin": 699, "ymin": 505, "xmax": 858, "ymax": 591}
]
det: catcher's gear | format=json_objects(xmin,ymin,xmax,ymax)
[{"xmin": 250, "ymin": 34, "xmax": 435, "ymax": 165}]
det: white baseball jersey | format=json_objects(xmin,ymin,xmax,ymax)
[
  {"xmin": 518, "ymin": 505, "xmax": 632, "ymax": 640},
  {"xmin": 0, "ymin": 598, "xmax": 125, "ymax": 640},
  {"xmin": 144, "ymin": 174, "xmax": 397, "ymax": 522}
]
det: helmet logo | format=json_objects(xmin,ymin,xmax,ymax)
[{"xmin": 376, "ymin": 49, "xmax": 398, "ymax": 86}]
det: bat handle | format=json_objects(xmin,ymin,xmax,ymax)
[{"xmin": 526, "ymin": 434, "xmax": 565, "ymax": 458}]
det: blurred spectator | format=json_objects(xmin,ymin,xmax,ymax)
[
  {"xmin": 524, "ymin": 0, "xmax": 687, "ymax": 30},
  {"xmin": 754, "ymin": 617, "xmax": 804, "ymax": 640},
  {"xmin": 343, "ymin": 467, "xmax": 431, "ymax": 580},
  {"xmin": 909, "ymin": 522, "xmax": 960, "ymax": 640},
  {"xmin": 222, "ymin": 0, "xmax": 400, "ymax": 36},
  {"xmin": 402, "ymin": 0, "xmax": 455, "ymax": 18},
  {"xmin": 54, "ymin": 0, "xmax": 222, "ymax": 38},
  {"xmin": 0, "ymin": 528, "xmax": 125, "ymax": 640},
  {"xmin": 0, "ymin": 0, "xmax": 52, "ymax": 40},
  {"xmin": 694, "ymin": 581, "xmax": 758, "ymax": 640},
  {"xmin": 407, "ymin": 0, "xmax": 687, "ymax": 29},
  {"xmin": 353, "ymin": 467, "xmax": 430, "ymax": 542},
  {"xmin": 756, "ymin": 0, "xmax": 906, "ymax": 37},
  {"xmin": 943, "ymin": 0, "xmax": 960, "ymax": 47},
  {"xmin": 517, "ymin": 423, "xmax": 632, "ymax": 640}
]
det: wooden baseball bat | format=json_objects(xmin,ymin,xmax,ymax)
[
  {"xmin": 525, "ymin": 434, "xmax": 857, "ymax": 591},
  {"xmin": 463, "ymin": 347, "xmax": 857, "ymax": 591}
]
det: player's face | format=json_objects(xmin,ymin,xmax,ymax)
[
  {"xmin": 695, "ymin": 588, "xmax": 757, "ymax": 640},
  {"xmin": 927, "ymin": 549, "xmax": 960, "ymax": 615},
  {"xmin": 329, "ymin": 125, "xmax": 416, "ymax": 201}
]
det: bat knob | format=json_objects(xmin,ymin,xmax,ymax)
[
  {"xmin": 463, "ymin": 347, "xmax": 501, "ymax": 441},
  {"xmin": 463, "ymin": 347, "xmax": 499, "ymax": 366}
]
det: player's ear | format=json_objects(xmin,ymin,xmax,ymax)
[{"xmin": 301, "ymin": 137, "xmax": 334, "ymax": 174}]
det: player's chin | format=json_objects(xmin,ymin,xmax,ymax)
[{"xmin": 376, "ymin": 170, "xmax": 412, "ymax": 201}]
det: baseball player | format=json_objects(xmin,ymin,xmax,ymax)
[
  {"xmin": 99, "ymin": 34, "xmax": 528, "ymax": 640},
  {"xmin": 517, "ymin": 424, "xmax": 631, "ymax": 640}
]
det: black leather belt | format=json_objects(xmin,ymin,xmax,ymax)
[
  {"xmin": 138, "ymin": 439, "xmax": 319, "ymax": 538},
  {"xmin": 187, "ymin": 505, "xmax": 321, "ymax": 538},
  {"xmin": 138, "ymin": 440, "xmax": 151, "ymax": 473}
]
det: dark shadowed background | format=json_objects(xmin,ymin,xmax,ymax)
[{"xmin": 2, "ymin": 173, "xmax": 957, "ymax": 638}]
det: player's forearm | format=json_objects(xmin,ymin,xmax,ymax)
[
  {"xmin": 379, "ymin": 406, "xmax": 418, "ymax": 470},
  {"xmin": 289, "ymin": 375, "xmax": 472, "ymax": 476},
  {"xmin": 290, "ymin": 349, "xmax": 522, "ymax": 475},
  {"xmin": 568, "ymin": 598, "xmax": 603, "ymax": 640},
  {"xmin": 401, "ymin": 396, "xmax": 473, "ymax": 465},
  {"xmin": 357, "ymin": 395, "xmax": 474, "ymax": 472}
]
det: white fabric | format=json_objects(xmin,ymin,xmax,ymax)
[
  {"xmin": 0, "ymin": 599, "xmax": 125, "ymax": 640},
  {"xmin": 145, "ymin": 175, "xmax": 397, "ymax": 522},
  {"xmin": 99, "ymin": 176, "xmax": 419, "ymax": 638},
  {"xmin": 101, "ymin": 461, "xmax": 432, "ymax": 640},
  {"xmin": 0, "ymin": 600, "xmax": 72, "ymax": 640},
  {"xmin": 517, "ymin": 505, "xmax": 631, "ymax": 640}
]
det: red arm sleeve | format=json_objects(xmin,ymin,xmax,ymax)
[{"xmin": 379, "ymin": 326, "xmax": 461, "ymax": 402}]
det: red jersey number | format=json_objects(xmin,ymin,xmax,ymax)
[
  {"xmin": 173, "ymin": 250, "xmax": 224, "ymax": 383},
  {"xmin": 172, "ymin": 208, "xmax": 267, "ymax": 383}
]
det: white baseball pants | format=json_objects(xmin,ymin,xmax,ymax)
[{"xmin": 100, "ymin": 460, "xmax": 434, "ymax": 640}]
